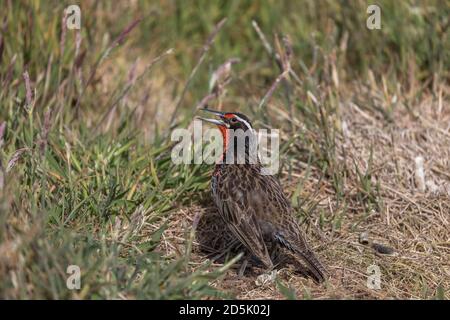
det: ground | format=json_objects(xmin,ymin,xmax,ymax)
[
  {"xmin": 160, "ymin": 86, "xmax": 450, "ymax": 299},
  {"xmin": 0, "ymin": 1, "xmax": 448, "ymax": 300}
]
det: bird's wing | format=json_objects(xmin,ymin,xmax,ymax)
[
  {"xmin": 254, "ymin": 174, "xmax": 328, "ymax": 282},
  {"xmin": 217, "ymin": 192, "xmax": 273, "ymax": 269}
]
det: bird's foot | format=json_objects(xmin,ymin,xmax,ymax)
[{"xmin": 255, "ymin": 269, "xmax": 278, "ymax": 286}]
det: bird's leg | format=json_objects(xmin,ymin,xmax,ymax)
[
  {"xmin": 269, "ymin": 242, "xmax": 285, "ymax": 267},
  {"xmin": 238, "ymin": 257, "xmax": 249, "ymax": 278},
  {"xmin": 209, "ymin": 239, "xmax": 240, "ymax": 263}
]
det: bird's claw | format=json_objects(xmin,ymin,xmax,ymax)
[{"xmin": 255, "ymin": 270, "xmax": 278, "ymax": 286}]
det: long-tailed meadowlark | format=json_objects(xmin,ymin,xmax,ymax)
[{"xmin": 198, "ymin": 108, "xmax": 327, "ymax": 283}]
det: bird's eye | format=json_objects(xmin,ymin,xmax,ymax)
[{"xmin": 230, "ymin": 117, "xmax": 238, "ymax": 123}]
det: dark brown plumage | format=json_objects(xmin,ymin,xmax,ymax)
[{"xmin": 199, "ymin": 108, "xmax": 327, "ymax": 283}]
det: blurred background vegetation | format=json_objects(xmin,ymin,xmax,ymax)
[{"xmin": 0, "ymin": 0, "xmax": 448, "ymax": 299}]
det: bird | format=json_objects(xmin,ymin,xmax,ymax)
[{"xmin": 198, "ymin": 108, "xmax": 327, "ymax": 283}]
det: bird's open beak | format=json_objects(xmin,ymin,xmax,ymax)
[{"xmin": 196, "ymin": 108, "xmax": 228, "ymax": 127}]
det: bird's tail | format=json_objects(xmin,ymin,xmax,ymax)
[
  {"xmin": 292, "ymin": 248, "xmax": 327, "ymax": 283},
  {"xmin": 275, "ymin": 231, "xmax": 327, "ymax": 283}
]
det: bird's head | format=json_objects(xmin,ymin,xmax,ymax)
[
  {"xmin": 197, "ymin": 108, "xmax": 258, "ymax": 163},
  {"xmin": 197, "ymin": 108, "xmax": 253, "ymax": 135}
]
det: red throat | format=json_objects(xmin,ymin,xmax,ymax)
[
  {"xmin": 219, "ymin": 114, "xmax": 235, "ymax": 152},
  {"xmin": 218, "ymin": 125, "xmax": 228, "ymax": 153}
]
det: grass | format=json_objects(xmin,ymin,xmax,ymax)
[{"xmin": 0, "ymin": 0, "xmax": 449, "ymax": 299}]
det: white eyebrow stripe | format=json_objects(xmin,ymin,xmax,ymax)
[{"xmin": 234, "ymin": 115, "xmax": 252, "ymax": 130}]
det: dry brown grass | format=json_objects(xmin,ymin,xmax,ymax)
[
  {"xmin": 2, "ymin": 0, "xmax": 449, "ymax": 300},
  {"xmin": 155, "ymin": 83, "xmax": 450, "ymax": 299}
]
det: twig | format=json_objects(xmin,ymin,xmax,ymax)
[
  {"xmin": 258, "ymin": 69, "xmax": 289, "ymax": 110},
  {"xmin": 73, "ymin": 18, "xmax": 143, "ymax": 119},
  {"xmin": 168, "ymin": 18, "xmax": 227, "ymax": 128},
  {"xmin": 252, "ymin": 20, "xmax": 302, "ymax": 86},
  {"xmin": 92, "ymin": 48, "xmax": 173, "ymax": 135}
]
